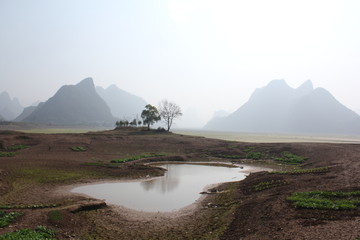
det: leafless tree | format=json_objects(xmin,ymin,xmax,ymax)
[{"xmin": 158, "ymin": 100, "xmax": 183, "ymax": 131}]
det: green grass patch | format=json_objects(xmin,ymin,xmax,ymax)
[
  {"xmin": 211, "ymin": 151, "xmax": 264, "ymax": 160},
  {"xmin": 0, "ymin": 211, "xmax": 22, "ymax": 228},
  {"xmin": 7, "ymin": 145, "xmax": 30, "ymax": 151},
  {"xmin": 0, "ymin": 203, "xmax": 59, "ymax": 210},
  {"xmin": 245, "ymin": 151, "xmax": 264, "ymax": 160},
  {"xmin": 0, "ymin": 152, "xmax": 15, "ymax": 157},
  {"xmin": 82, "ymin": 161, "xmax": 113, "ymax": 167},
  {"xmin": 242, "ymin": 146, "xmax": 256, "ymax": 153},
  {"xmin": 254, "ymin": 180, "xmax": 287, "ymax": 191},
  {"xmin": 226, "ymin": 144, "xmax": 238, "ymax": 149},
  {"xmin": 110, "ymin": 153, "xmax": 166, "ymax": 163},
  {"xmin": 288, "ymin": 191, "xmax": 360, "ymax": 210},
  {"xmin": 70, "ymin": 146, "xmax": 86, "ymax": 152},
  {"xmin": 0, "ymin": 225, "xmax": 56, "ymax": 240},
  {"xmin": 0, "ymin": 145, "xmax": 30, "ymax": 157},
  {"xmin": 210, "ymin": 148, "xmax": 307, "ymax": 165},
  {"xmin": 21, "ymin": 128, "xmax": 94, "ymax": 134},
  {"xmin": 17, "ymin": 168, "xmax": 87, "ymax": 184},
  {"xmin": 272, "ymin": 166, "xmax": 330, "ymax": 175},
  {"xmin": 212, "ymin": 146, "xmax": 270, "ymax": 160},
  {"xmin": 273, "ymin": 152, "xmax": 307, "ymax": 165},
  {"xmin": 212, "ymin": 153, "xmax": 243, "ymax": 159}
]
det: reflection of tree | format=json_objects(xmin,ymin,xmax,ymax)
[
  {"xmin": 141, "ymin": 179, "xmax": 157, "ymax": 191},
  {"xmin": 140, "ymin": 164, "xmax": 179, "ymax": 193}
]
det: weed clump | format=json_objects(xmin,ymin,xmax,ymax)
[
  {"xmin": 70, "ymin": 146, "xmax": 86, "ymax": 152},
  {"xmin": 0, "ymin": 211, "xmax": 22, "ymax": 228}
]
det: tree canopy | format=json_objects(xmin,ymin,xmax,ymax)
[{"xmin": 141, "ymin": 104, "xmax": 161, "ymax": 130}]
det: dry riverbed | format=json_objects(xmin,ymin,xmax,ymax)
[{"xmin": 0, "ymin": 128, "xmax": 360, "ymax": 239}]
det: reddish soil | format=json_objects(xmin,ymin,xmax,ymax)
[{"xmin": 0, "ymin": 128, "xmax": 360, "ymax": 239}]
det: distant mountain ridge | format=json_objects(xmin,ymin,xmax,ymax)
[
  {"xmin": 21, "ymin": 78, "xmax": 115, "ymax": 126},
  {"xmin": 96, "ymin": 85, "xmax": 147, "ymax": 120},
  {"xmin": 204, "ymin": 80, "xmax": 360, "ymax": 135},
  {"xmin": 0, "ymin": 91, "xmax": 23, "ymax": 121}
]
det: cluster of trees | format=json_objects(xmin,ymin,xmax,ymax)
[
  {"xmin": 115, "ymin": 119, "xmax": 142, "ymax": 128},
  {"xmin": 115, "ymin": 100, "xmax": 182, "ymax": 131}
]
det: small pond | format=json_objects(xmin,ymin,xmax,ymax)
[{"xmin": 72, "ymin": 164, "xmax": 260, "ymax": 212}]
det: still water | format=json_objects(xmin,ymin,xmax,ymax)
[{"xmin": 72, "ymin": 164, "xmax": 251, "ymax": 212}]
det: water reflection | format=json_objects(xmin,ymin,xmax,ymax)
[
  {"xmin": 141, "ymin": 164, "xmax": 179, "ymax": 193},
  {"xmin": 72, "ymin": 164, "xmax": 250, "ymax": 212}
]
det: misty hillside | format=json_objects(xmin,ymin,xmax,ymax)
[
  {"xmin": 96, "ymin": 85, "xmax": 147, "ymax": 120},
  {"xmin": 15, "ymin": 105, "xmax": 40, "ymax": 122},
  {"xmin": 21, "ymin": 78, "xmax": 115, "ymax": 125},
  {"xmin": 204, "ymin": 80, "xmax": 360, "ymax": 135},
  {"xmin": 0, "ymin": 91, "xmax": 23, "ymax": 121}
]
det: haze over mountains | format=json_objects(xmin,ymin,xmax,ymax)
[
  {"xmin": 0, "ymin": 91, "xmax": 23, "ymax": 121},
  {"xmin": 96, "ymin": 85, "xmax": 147, "ymax": 120},
  {"xmin": 204, "ymin": 80, "xmax": 360, "ymax": 135},
  {"xmin": 2, "ymin": 78, "xmax": 360, "ymax": 135}
]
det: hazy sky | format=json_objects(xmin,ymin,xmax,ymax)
[{"xmin": 1, "ymin": 0, "xmax": 360, "ymax": 128}]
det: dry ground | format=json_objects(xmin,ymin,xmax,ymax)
[{"xmin": 0, "ymin": 128, "xmax": 360, "ymax": 239}]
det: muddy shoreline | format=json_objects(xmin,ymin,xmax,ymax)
[{"xmin": 62, "ymin": 163, "xmax": 271, "ymax": 214}]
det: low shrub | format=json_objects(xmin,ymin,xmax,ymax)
[{"xmin": 48, "ymin": 210, "xmax": 63, "ymax": 223}]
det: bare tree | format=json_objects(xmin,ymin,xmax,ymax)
[{"xmin": 158, "ymin": 100, "xmax": 183, "ymax": 131}]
